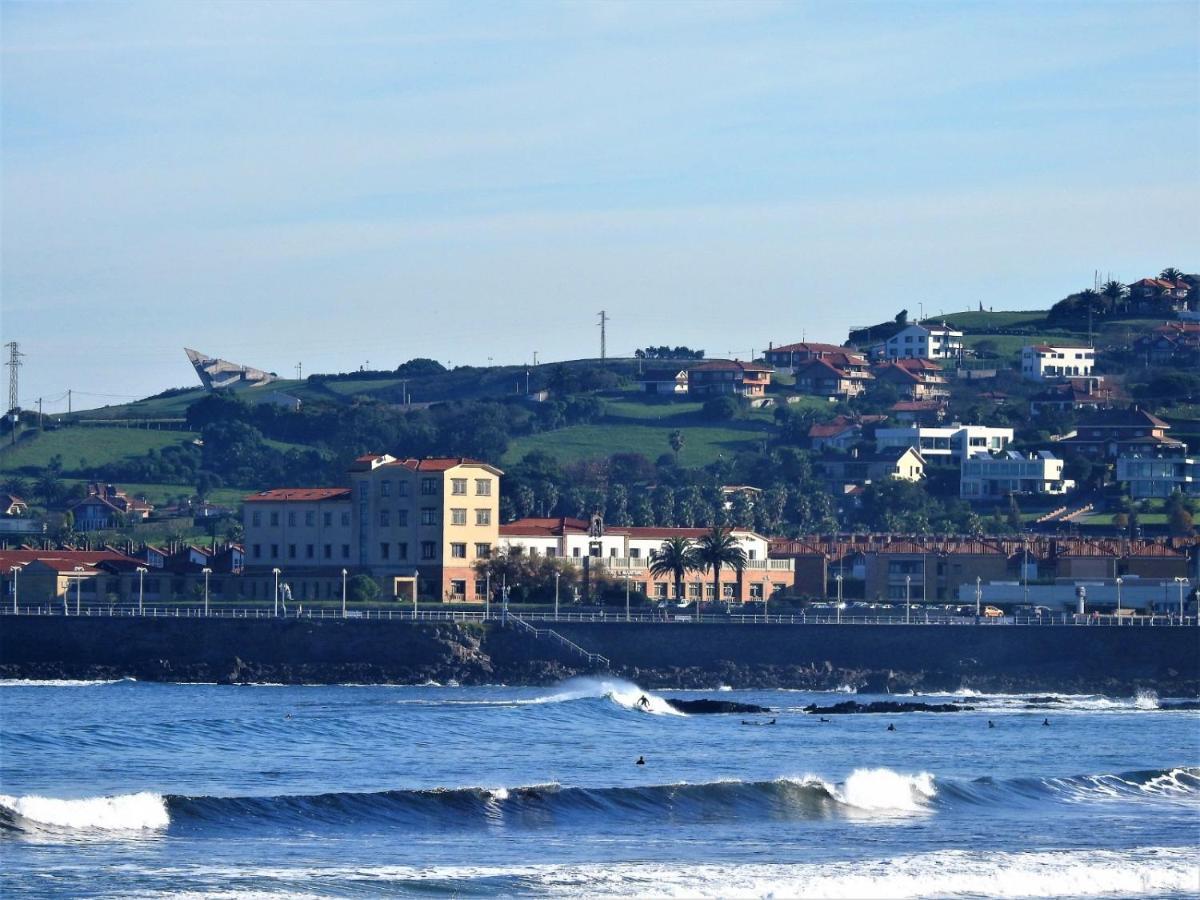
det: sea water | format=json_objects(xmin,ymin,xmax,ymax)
[{"xmin": 1, "ymin": 678, "xmax": 1197, "ymax": 898}]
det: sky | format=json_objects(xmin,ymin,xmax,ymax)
[{"xmin": 2, "ymin": 0, "xmax": 1197, "ymax": 412}]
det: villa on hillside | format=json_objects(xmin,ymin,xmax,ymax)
[
  {"xmin": 686, "ymin": 360, "xmax": 773, "ymax": 397},
  {"xmin": 70, "ymin": 484, "xmax": 154, "ymax": 530}
]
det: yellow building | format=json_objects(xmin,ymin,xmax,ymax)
[{"xmin": 243, "ymin": 455, "xmax": 502, "ymax": 602}]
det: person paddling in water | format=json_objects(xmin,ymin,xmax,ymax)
[
  {"xmin": 636, "ymin": 756, "xmax": 646, "ymax": 766},
  {"xmin": 636, "ymin": 695, "xmax": 651, "ymax": 710}
]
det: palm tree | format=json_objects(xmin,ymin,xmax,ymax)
[
  {"xmin": 691, "ymin": 525, "xmax": 748, "ymax": 615},
  {"xmin": 649, "ymin": 536, "xmax": 697, "ymax": 605},
  {"xmin": 1102, "ymin": 280, "xmax": 1128, "ymax": 313},
  {"xmin": 1160, "ymin": 267, "xmax": 1183, "ymax": 282}
]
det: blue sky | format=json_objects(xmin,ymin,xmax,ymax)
[{"xmin": 2, "ymin": 0, "xmax": 1197, "ymax": 411}]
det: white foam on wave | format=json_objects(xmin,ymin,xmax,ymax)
[
  {"xmin": 0, "ymin": 791, "xmax": 169, "ymax": 831},
  {"xmin": 1135, "ymin": 688, "xmax": 1160, "ymax": 710},
  {"xmin": 0, "ymin": 678, "xmax": 127, "ymax": 687},
  {"xmin": 118, "ymin": 847, "xmax": 1199, "ymax": 898},
  {"xmin": 782, "ymin": 768, "xmax": 936, "ymax": 815},
  {"xmin": 532, "ymin": 677, "xmax": 684, "ymax": 716}
]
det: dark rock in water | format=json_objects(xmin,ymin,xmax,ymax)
[
  {"xmin": 665, "ymin": 698, "xmax": 771, "ymax": 714},
  {"xmin": 1158, "ymin": 700, "xmax": 1200, "ymax": 711},
  {"xmin": 803, "ymin": 700, "xmax": 973, "ymax": 715},
  {"xmin": 1024, "ymin": 696, "xmax": 1065, "ymax": 704}
]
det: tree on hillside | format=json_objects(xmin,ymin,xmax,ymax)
[
  {"xmin": 728, "ymin": 491, "xmax": 754, "ymax": 528},
  {"xmin": 1006, "ymin": 494, "xmax": 1023, "ymax": 531},
  {"xmin": 1165, "ymin": 492, "xmax": 1195, "ymax": 536},
  {"xmin": 1102, "ymin": 280, "xmax": 1128, "ymax": 313},
  {"xmin": 1, "ymin": 475, "xmax": 29, "ymax": 499},
  {"xmin": 692, "ymin": 526, "xmax": 748, "ymax": 612},
  {"xmin": 668, "ymin": 429, "xmax": 685, "ymax": 462},
  {"xmin": 649, "ymin": 537, "xmax": 699, "ymax": 603},
  {"xmin": 347, "ymin": 574, "xmax": 381, "ymax": 604},
  {"xmin": 1160, "ymin": 267, "xmax": 1183, "ymax": 282}
]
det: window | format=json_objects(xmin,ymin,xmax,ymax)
[
  {"xmin": 323, "ymin": 544, "xmax": 332, "ymax": 559},
  {"xmin": 357, "ymin": 483, "xmax": 367, "ymax": 499},
  {"xmin": 270, "ymin": 512, "xmax": 279, "ymax": 527},
  {"xmin": 323, "ymin": 512, "xmax": 332, "ymax": 527},
  {"xmin": 341, "ymin": 544, "xmax": 350, "ymax": 559},
  {"xmin": 398, "ymin": 542, "xmax": 409, "ymax": 560},
  {"xmin": 451, "ymin": 543, "xmax": 467, "ymax": 559},
  {"xmin": 252, "ymin": 511, "xmax": 261, "ymax": 527},
  {"xmin": 655, "ymin": 583, "xmax": 667, "ymax": 598},
  {"xmin": 341, "ymin": 513, "xmax": 350, "ymax": 526},
  {"xmin": 270, "ymin": 544, "xmax": 279, "ymax": 559},
  {"xmin": 475, "ymin": 579, "xmax": 487, "ymax": 599},
  {"xmin": 688, "ymin": 583, "xmax": 701, "ymax": 598},
  {"xmin": 380, "ymin": 510, "xmax": 390, "ymax": 527},
  {"xmin": 305, "ymin": 511, "xmax": 315, "ymax": 526},
  {"xmin": 305, "ymin": 544, "xmax": 314, "ymax": 559},
  {"xmin": 288, "ymin": 544, "xmax": 296, "ymax": 559},
  {"xmin": 398, "ymin": 510, "xmax": 409, "ymax": 527},
  {"xmin": 451, "ymin": 508, "xmax": 467, "ymax": 526},
  {"xmin": 421, "ymin": 541, "xmax": 437, "ymax": 560},
  {"xmin": 475, "ymin": 509, "xmax": 491, "ymax": 526},
  {"xmin": 573, "ymin": 548, "xmax": 581, "ymax": 558},
  {"xmin": 421, "ymin": 477, "xmax": 438, "ymax": 496},
  {"xmin": 449, "ymin": 580, "xmax": 466, "ymax": 599},
  {"xmin": 475, "ymin": 543, "xmax": 491, "ymax": 558},
  {"xmin": 381, "ymin": 480, "xmax": 391, "ymax": 498},
  {"xmin": 397, "ymin": 481, "xmax": 409, "ymax": 497},
  {"xmin": 252, "ymin": 544, "xmax": 262, "ymax": 559},
  {"xmin": 288, "ymin": 512, "xmax": 297, "ymax": 527},
  {"xmin": 451, "ymin": 478, "xmax": 467, "ymax": 495},
  {"xmin": 545, "ymin": 547, "xmax": 556, "ymax": 558},
  {"xmin": 630, "ymin": 548, "xmax": 640, "ymax": 559},
  {"xmin": 475, "ymin": 479, "xmax": 491, "ymax": 496},
  {"xmin": 609, "ymin": 547, "xmax": 618, "ymax": 557},
  {"xmin": 748, "ymin": 549, "xmax": 757, "ymax": 560},
  {"xmin": 421, "ymin": 508, "xmax": 437, "ymax": 526},
  {"xmin": 379, "ymin": 542, "xmax": 391, "ymax": 559}
]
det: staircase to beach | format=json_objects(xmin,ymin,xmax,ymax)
[{"xmin": 507, "ymin": 614, "xmax": 611, "ymax": 669}]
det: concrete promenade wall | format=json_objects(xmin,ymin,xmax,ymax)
[{"xmin": 1, "ymin": 616, "xmax": 1196, "ymax": 691}]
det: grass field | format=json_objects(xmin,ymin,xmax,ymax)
[
  {"xmin": 940, "ymin": 309, "xmax": 1051, "ymax": 330},
  {"xmin": 504, "ymin": 419, "xmax": 774, "ymax": 467},
  {"xmin": 0, "ymin": 428, "xmax": 199, "ymax": 474}
]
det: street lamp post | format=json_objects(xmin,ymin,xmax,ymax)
[
  {"xmin": 835, "ymin": 573, "xmax": 843, "ymax": 625},
  {"xmin": 341, "ymin": 568, "xmax": 348, "ymax": 618},
  {"xmin": 905, "ymin": 574, "xmax": 912, "ymax": 624},
  {"xmin": 413, "ymin": 570, "xmax": 420, "ymax": 621},
  {"xmin": 1174, "ymin": 577, "xmax": 1188, "ymax": 620},
  {"xmin": 624, "ymin": 572, "xmax": 631, "ymax": 622},
  {"xmin": 762, "ymin": 578, "xmax": 769, "ymax": 622},
  {"xmin": 554, "ymin": 572, "xmax": 561, "ymax": 621},
  {"xmin": 485, "ymin": 571, "xmax": 491, "ymax": 621},
  {"xmin": 975, "ymin": 576, "xmax": 982, "ymax": 618},
  {"xmin": 1115, "ymin": 576, "xmax": 1123, "ymax": 620},
  {"xmin": 74, "ymin": 566, "xmax": 85, "ymax": 615},
  {"xmin": 11, "ymin": 564, "xmax": 21, "ymax": 615},
  {"xmin": 272, "ymin": 568, "xmax": 281, "ymax": 617},
  {"xmin": 136, "ymin": 566, "xmax": 147, "ymax": 616},
  {"xmin": 201, "ymin": 567, "xmax": 212, "ymax": 617}
]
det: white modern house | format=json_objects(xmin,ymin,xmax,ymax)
[
  {"xmin": 960, "ymin": 450, "xmax": 1073, "ymax": 499},
  {"xmin": 1116, "ymin": 453, "xmax": 1199, "ymax": 499},
  {"xmin": 884, "ymin": 323, "xmax": 964, "ymax": 361},
  {"xmin": 1020, "ymin": 345, "xmax": 1095, "ymax": 382},
  {"xmin": 875, "ymin": 424, "xmax": 1013, "ymax": 463}
]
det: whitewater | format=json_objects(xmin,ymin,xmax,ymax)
[{"xmin": 2, "ymin": 679, "xmax": 1197, "ymax": 898}]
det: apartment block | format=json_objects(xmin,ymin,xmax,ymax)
[
  {"xmin": 875, "ymin": 423, "xmax": 1012, "ymax": 463},
  {"xmin": 1020, "ymin": 345, "xmax": 1095, "ymax": 382},
  {"xmin": 960, "ymin": 450, "xmax": 1073, "ymax": 499},
  {"xmin": 243, "ymin": 455, "xmax": 502, "ymax": 602}
]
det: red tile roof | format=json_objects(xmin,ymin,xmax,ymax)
[
  {"xmin": 390, "ymin": 457, "xmax": 491, "ymax": 471},
  {"xmin": 689, "ymin": 359, "xmax": 774, "ymax": 373},
  {"xmin": 243, "ymin": 488, "xmax": 353, "ymax": 503},
  {"xmin": 0, "ymin": 550, "xmax": 135, "ymax": 575}
]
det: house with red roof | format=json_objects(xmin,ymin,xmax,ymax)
[
  {"xmin": 69, "ymin": 484, "xmax": 154, "ymax": 530},
  {"xmin": 686, "ymin": 360, "xmax": 773, "ymax": 398}
]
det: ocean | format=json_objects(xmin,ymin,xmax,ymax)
[{"xmin": 0, "ymin": 678, "xmax": 1197, "ymax": 899}]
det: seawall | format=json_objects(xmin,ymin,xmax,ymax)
[{"xmin": 1, "ymin": 616, "xmax": 1196, "ymax": 694}]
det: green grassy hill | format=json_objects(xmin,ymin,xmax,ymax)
[{"xmin": 0, "ymin": 427, "xmax": 198, "ymax": 474}]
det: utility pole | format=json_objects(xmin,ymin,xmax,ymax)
[
  {"xmin": 296, "ymin": 362, "xmax": 302, "ymax": 380},
  {"xmin": 4, "ymin": 341, "xmax": 22, "ymax": 444},
  {"xmin": 68, "ymin": 389, "xmax": 72, "ymax": 415},
  {"xmin": 37, "ymin": 398, "xmax": 42, "ymax": 429},
  {"xmin": 532, "ymin": 351, "xmax": 538, "ymax": 367},
  {"xmin": 597, "ymin": 310, "xmax": 608, "ymax": 360}
]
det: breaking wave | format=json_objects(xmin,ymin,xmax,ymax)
[{"xmin": 3, "ymin": 767, "xmax": 1194, "ymax": 836}]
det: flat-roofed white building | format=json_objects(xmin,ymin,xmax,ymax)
[
  {"xmin": 960, "ymin": 450, "xmax": 1073, "ymax": 498},
  {"xmin": 876, "ymin": 424, "xmax": 1012, "ymax": 463},
  {"xmin": 1116, "ymin": 453, "xmax": 1199, "ymax": 499},
  {"xmin": 884, "ymin": 323, "xmax": 964, "ymax": 361},
  {"xmin": 1020, "ymin": 345, "xmax": 1095, "ymax": 381}
]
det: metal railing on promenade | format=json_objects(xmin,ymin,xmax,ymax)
[
  {"xmin": 507, "ymin": 614, "xmax": 610, "ymax": 668},
  {"xmin": 1, "ymin": 605, "xmax": 1195, "ymax": 627}
]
